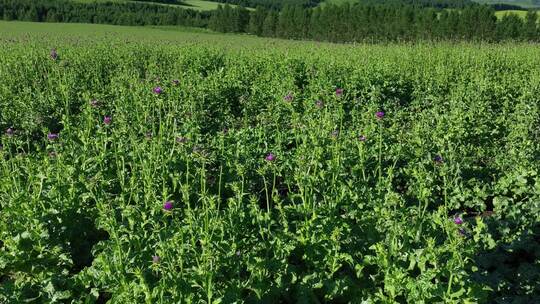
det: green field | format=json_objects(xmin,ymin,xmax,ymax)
[
  {"xmin": 474, "ymin": 0, "xmax": 540, "ymax": 8},
  {"xmin": 179, "ymin": 0, "xmax": 231, "ymax": 10},
  {"xmin": 0, "ymin": 21, "xmax": 273, "ymax": 45},
  {"xmin": 1, "ymin": 21, "xmax": 539, "ymax": 303},
  {"xmin": 495, "ymin": 9, "xmax": 540, "ymax": 19},
  {"xmin": 321, "ymin": 0, "xmax": 357, "ymax": 5}
]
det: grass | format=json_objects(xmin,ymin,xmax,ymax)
[
  {"xmin": 0, "ymin": 21, "xmax": 270, "ymax": 45},
  {"xmin": 180, "ymin": 0, "xmax": 243, "ymax": 10},
  {"xmin": 0, "ymin": 20, "xmax": 539, "ymax": 303},
  {"xmin": 320, "ymin": 0, "xmax": 358, "ymax": 5},
  {"xmin": 494, "ymin": 9, "xmax": 540, "ymax": 19}
]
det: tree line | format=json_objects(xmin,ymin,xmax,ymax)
[
  {"xmin": 1, "ymin": 0, "xmax": 539, "ymax": 42},
  {"xmin": 0, "ymin": 0, "xmax": 208, "ymax": 27},
  {"xmin": 211, "ymin": 3, "xmax": 540, "ymax": 42},
  {"xmin": 210, "ymin": 0, "xmax": 322, "ymax": 10},
  {"xmin": 209, "ymin": 0, "xmax": 476, "ymax": 10}
]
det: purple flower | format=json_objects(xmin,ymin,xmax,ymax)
[
  {"xmin": 103, "ymin": 116, "xmax": 112, "ymax": 125},
  {"xmin": 176, "ymin": 136, "xmax": 187, "ymax": 143},
  {"xmin": 375, "ymin": 111, "xmax": 385, "ymax": 120},
  {"xmin": 172, "ymin": 79, "xmax": 179, "ymax": 86},
  {"xmin": 265, "ymin": 153, "xmax": 276, "ymax": 162},
  {"xmin": 152, "ymin": 255, "xmax": 161, "ymax": 263},
  {"xmin": 50, "ymin": 48, "xmax": 58, "ymax": 60},
  {"xmin": 283, "ymin": 93, "xmax": 293, "ymax": 102},
  {"xmin": 5, "ymin": 128, "xmax": 14, "ymax": 136},
  {"xmin": 90, "ymin": 99, "xmax": 99, "ymax": 107},
  {"xmin": 454, "ymin": 216, "xmax": 464, "ymax": 225},
  {"xmin": 47, "ymin": 133, "xmax": 59, "ymax": 140},
  {"xmin": 358, "ymin": 135, "xmax": 366, "ymax": 142},
  {"xmin": 315, "ymin": 100, "xmax": 324, "ymax": 108},
  {"xmin": 163, "ymin": 201, "xmax": 173, "ymax": 211},
  {"xmin": 434, "ymin": 155, "xmax": 443, "ymax": 164},
  {"xmin": 335, "ymin": 88, "xmax": 343, "ymax": 97},
  {"xmin": 153, "ymin": 86, "xmax": 163, "ymax": 95}
]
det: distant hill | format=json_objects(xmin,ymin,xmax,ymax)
[
  {"xmin": 473, "ymin": 0, "xmax": 540, "ymax": 8},
  {"xmin": 75, "ymin": 0, "xmax": 540, "ymax": 11},
  {"xmin": 320, "ymin": 0, "xmax": 540, "ymax": 11},
  {"xmin": 322, "ymin": 0, "xmax": 475, "ymax": 8},
  {"xmin": 70, "ymin": 0, "xmax": 241, "ymax": 11}
]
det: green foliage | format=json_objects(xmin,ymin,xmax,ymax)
[
  {"xmin": 0, "ymin": 0, "xmax": 211, "ymax": 26},
  {"xmin": 2, "ymin": 0, "xmax": 540, "ymax": 42},
  {"xmin": 0, "ymin": 22, "xmax": 539, "ymax": 303},
  {"xmin": 209, "ymin": 4, "xmax": 250, "ymax": 32}
]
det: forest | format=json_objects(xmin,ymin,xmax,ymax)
[{"xmin": 0, "ymin": 0, "xmax": 539, "ymax": 42}]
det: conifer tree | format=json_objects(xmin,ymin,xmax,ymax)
[
  {"xmin": 262, "ymin": 10, "xmax": 278, "ymax": 37},
  {"xmin": 248, "ymin": 6, "xmax": 267, "ymax": 35},
  {"xmin": 524, "ymin": 10, "xmax": 538, "ymax": 41}
]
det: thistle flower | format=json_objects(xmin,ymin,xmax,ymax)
[
  {"xmin": 50, "ymin": 48, "xmax": 58, "ymax": 60},
  {"xmin": 283, "ymin": 93, "xmax": 293, "ymax": 102},
  {"xmin": 163, "ymin": 201, "xmax": 173, "ymax": 211},
  {"xmin": 265, "ymin": 153, "xmax": 276, "ymax": 162},
  {"xmin": 315, "ymin": 100, "xmax": 324, "ymax": 108},
  {"xmin": 5, "ymin": 128, "xmax": 14, "ymax": 136},
  {"xmin": 335, "ymin": 88, "xmax": 343, "ymax": 97},
  {"xmin": 434, "ymin": 155, "xmax": 443, "ymax": 164},
  {"xmin": 103, "ymin": 116, "xmax": 112, "ymax": 125},
  {"xmin": 454, "ymin": 216, "xmax": 464, "ymax": 225},
  {"xmin": 375, "ymin": 111, "xmax": 385, "ymax": 120},
  {"xmin": 47, "ymin": 133, "xmax": 59, "ymax": 140},
  {"xmin": 152, "ymin": 255, "xmax": 161, "ymax": 263},
  {"xmin": 358, "ymin": 135, "xmax": 366, "ymax": 142},
  {"xmin": 153, "ymin": 86, "xmax": 163, "ymax": 95}
]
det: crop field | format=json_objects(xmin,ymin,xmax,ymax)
[{"xmin": 0, "ymin": 21, "xmax": 539, "ymax": 303}]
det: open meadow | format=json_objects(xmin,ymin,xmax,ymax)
[{"xmin": 0, "ymin": 21, "xmax": 539, "ymax": 303}]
